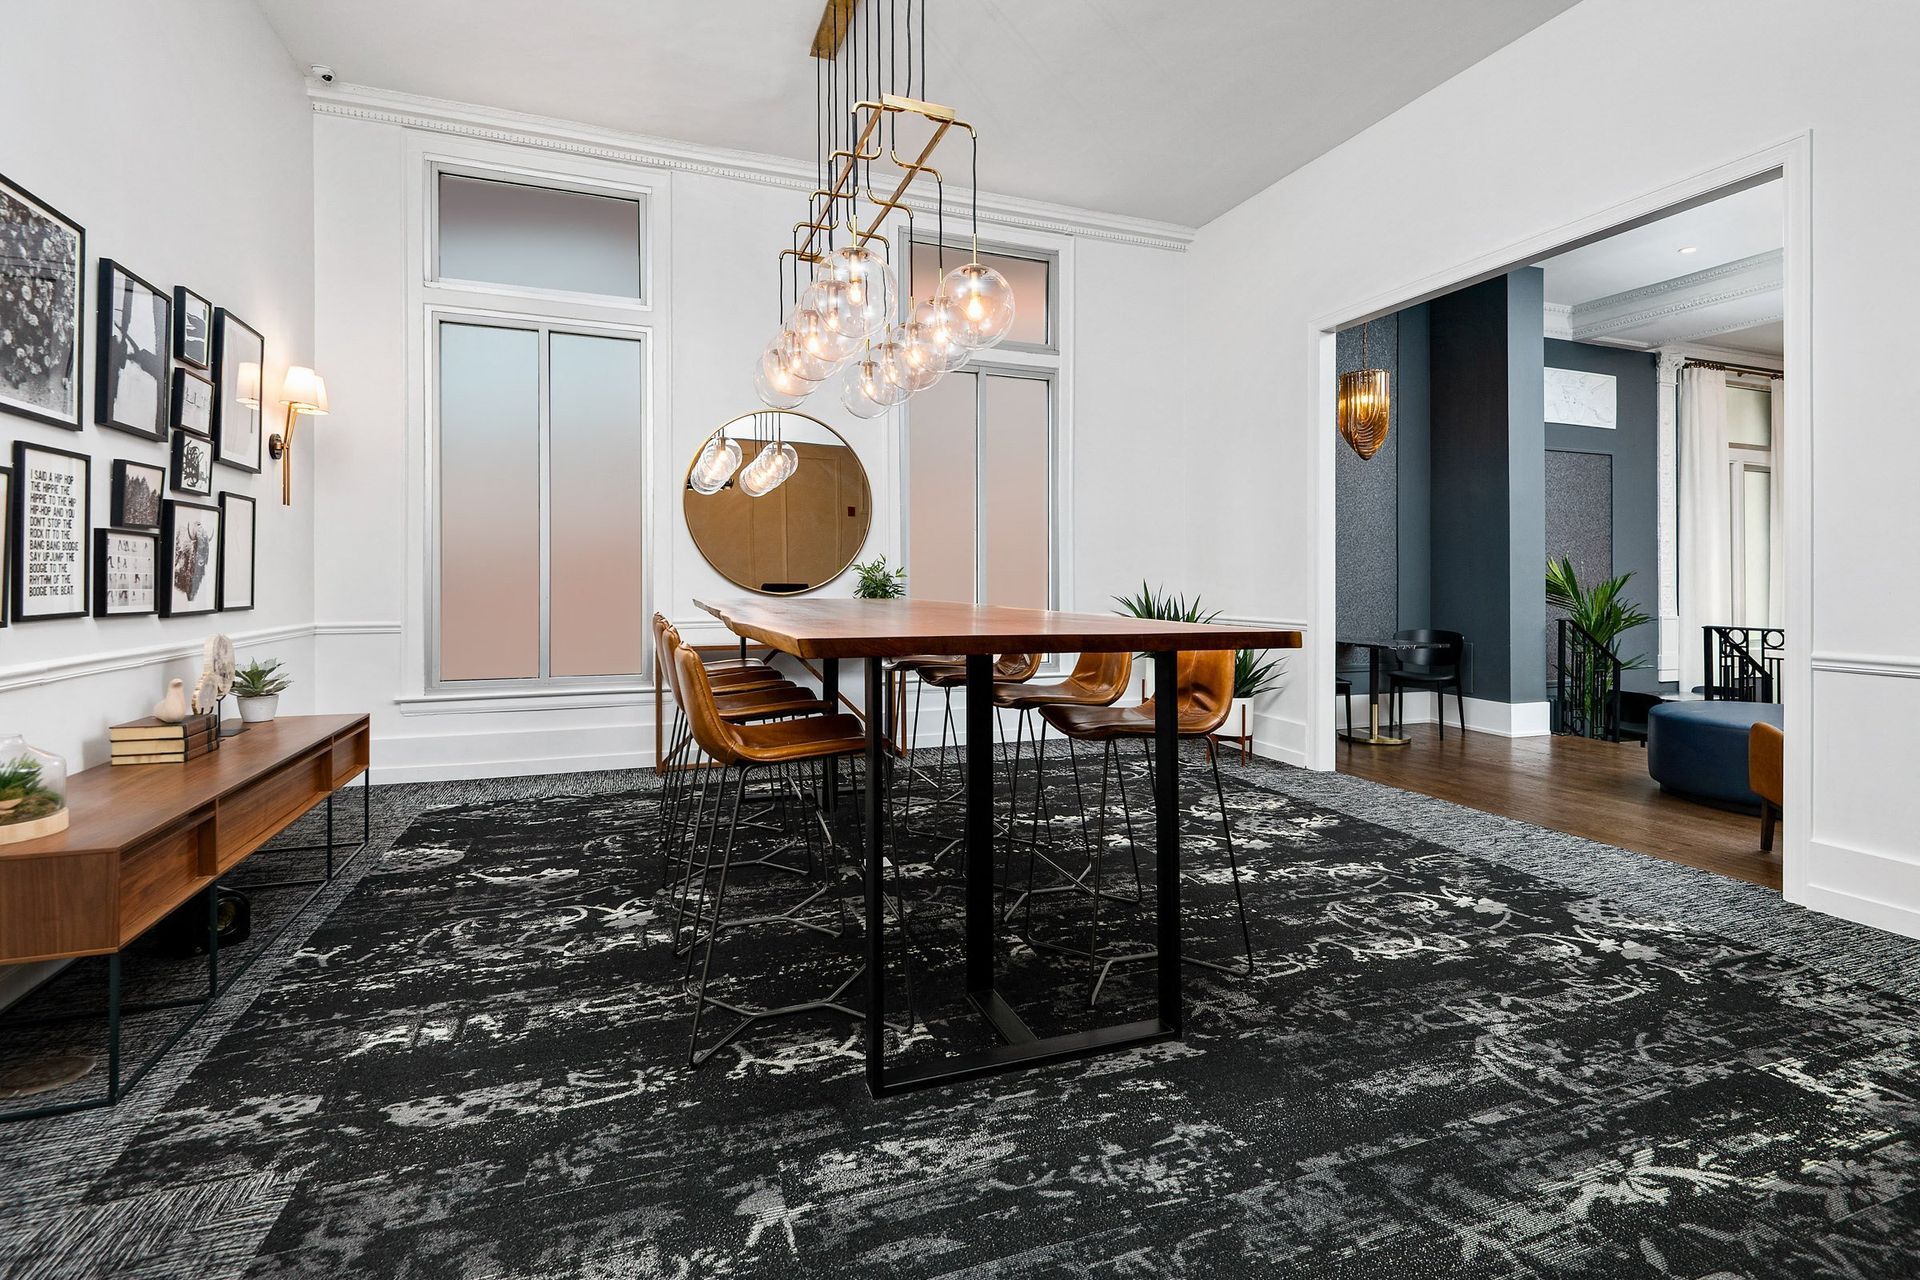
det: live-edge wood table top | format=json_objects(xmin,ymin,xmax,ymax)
[
  {"xmin": 694, "ymin": 598, "xmax": 1303, "ymax": 660},
  {"xmin": 0, "ymin": 714, "xmax": 370, "ymax": 861}
]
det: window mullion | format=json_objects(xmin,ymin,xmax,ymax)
[{"xmin": 538, "ymin": 326, "xmax": 554, "ymax": 680}]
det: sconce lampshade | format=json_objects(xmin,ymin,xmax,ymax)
[
  {"xmin": 283, "ymin": 366, "xmax": 329, "ymax": 415},
  {"xmin": 1337, "ymin": 367, "xmax": 1391, "ymax": 460}
]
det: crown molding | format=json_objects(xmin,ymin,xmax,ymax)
[
  {"xmin": 1569, "ymin": 250, "xmax": 1782, "ymax": 343},
  {"xmin": 309, "ymin": 83, "xmax": 1197, "ymax": 253},
  {"xmin": 1542, "ymin": 302, "xmax": 1573, "ymax": 341}
]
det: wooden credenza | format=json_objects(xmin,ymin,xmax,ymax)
[{"xmin": 0, "ymin": 714, "xmax": 370, "ymax": 966}]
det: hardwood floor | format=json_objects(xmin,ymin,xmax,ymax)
[{"xmin": 1336, "ymin": 724, "xmax": 1781, "ymax": 891}]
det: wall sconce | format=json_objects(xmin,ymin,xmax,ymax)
[{"xmin": 268, "ymin": 366, "xmax": 328, "ymax": 506}]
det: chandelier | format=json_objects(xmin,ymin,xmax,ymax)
[
  {"xmin": 753, "ymin": 0, "xmax": 1014, "ymax": 419},
  {"xmin": 1337, "ymin": 319, "xmax": 1391, "ymax": 460}
]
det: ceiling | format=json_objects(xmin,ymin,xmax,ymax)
[
  {"xmin": 255, "ymin": 0, "xmax": 1579, "ymax": 227},
  {"xmin": 1535, "ymin": 180, "xmax": 1785, "ymax": 354}
]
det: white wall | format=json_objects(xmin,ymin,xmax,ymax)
[
  {"xmin": 309, "ymin": 93, "xmax": 1196, "ymax": 782},
  {"xmin": 0, "ymin": 0, "xmax": 317, "ymax": 771},
  {"xmin": 1181, "ymin": 0, "xmax": 1920, "ymax": 935}
]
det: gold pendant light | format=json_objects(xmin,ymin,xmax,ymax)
[{"xmin": 1338, "ymin": 319, "xmax": 1391, "ymax": 460}]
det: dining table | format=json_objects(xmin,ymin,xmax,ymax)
[
  {"xmin": 695, "ymin": 596, "xmax": 1302, "ymax": 1097},
  {"xmin": 1336, "ymin": 636, "xmax": 1422, "ymax": 747}
]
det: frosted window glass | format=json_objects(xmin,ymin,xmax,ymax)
[
  {"xmin": 1726, "ymin": 385, "xmax": 1772, "ymax": 447},
  {"xmin": 982, "ymin": 375, "xmax": 1051, "ymax": 609},
  {"xmin": 907, "ymin": 371, "xmax": 977, "ymax": 602},
  {"xmin": 438, "ymin": 174, "xmax": 644, "ymax": 298},
  {"xmin": 911, "ymin": 244, "xmax": 1050, "ymax": 347},
  {"xmin": 549, "ymin": 333, "xmax": 645, "ymax": 677},
  {"xmin": 439, "ymin": 323, "xmax": 540, "ymax": 680}
]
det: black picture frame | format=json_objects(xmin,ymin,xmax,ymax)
[
  {"xmin": 93, "ymin": 527, "xmax": 158, "ymax": 618},
  {"xmin": 211, "ymin": 308, "xmax": 264, "ymax": 473},
  {"xmin": 10, "ymin": 440, "xmax": 91, "ymax": 622},
  {"xmin": 158, "ymin": 498, "xmax": 221, "ymax": 617},
  {"xmin": 171, "ymin": 429, "xmax": 215, "ymax": 496},
  {"xmin": 0, "ymin": 467, "xmax": 11, "ymax": 628},
  {"xmin": 216, "ymin": 491, "xmax": 256, "ymax": 612},
  {"xmin": 95, "ymin": 259, "xmax": 172, "ymax": 442},
  {"xmin": 171, "ymin": 367, "xmax": 214, "ymax": 437},
  {"xmin": 173, "ymin": 286, "xmax": 212, "ymax": 369},
  {"xmin": 109, "ymin": 459, "xmax": 165, "ymax": 530},
  {"xmin": 0, "ymin": 173, "xmax": 85, "ymax": 430}
]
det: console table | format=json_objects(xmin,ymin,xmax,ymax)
[{"xmin": 0, "ymin": 713, "xmax": 370, "ymax": 1120}]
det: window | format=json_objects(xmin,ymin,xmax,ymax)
[
  {"xmin": 435, "ymin": 172, "xmax": 646, "ymax": 300},
  {"xmin": 434, "ymin": 320, "xmax": 647, "ymax": 684},
  {"xmin": 1726, "ymin": 381, "xmax": 1775, "ymax": 626},
  {"xmin": 909, "ymin": 242, "xmax": 1054, "ymax": 350},
  {"xmin": 424, "ymin": 162, "xmax": 652, "ymax": 692},
  {"xmin": 906, "ymin": 367, "xmax": 1055, "ymax": 607}
]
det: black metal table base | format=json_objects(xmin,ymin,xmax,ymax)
[
  {"xmin": 864, "ymin": 652, "xmax": 1184, "ymax": 1096},
  {"xmin": 0, "ymin": 770, "xmax": 372, "ymax": 1123}
]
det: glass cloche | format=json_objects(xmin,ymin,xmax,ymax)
[{"xmin": 0, "ymin": 735, "xmax": 68, "ymax": 842}]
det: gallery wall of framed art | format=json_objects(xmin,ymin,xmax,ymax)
[
  {"xmin": 0, "ymin": 174, "xmax": 85, "ymax": 432},
  {"xmin": 95, "ymin": 259, "xmax": 171, "ymax": 442},
  {"xmin": 11, "ymin": 439, "xmax": 91, "ymax": 622}
]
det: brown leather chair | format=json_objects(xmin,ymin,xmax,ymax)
[
  {"xmin": 1037, "ymin": 650, "xmax": 1253, "ymax": 1001},
  {"xmin": 1749, "ymin": 721, "xmax": 1784, "ymax": 853},
  {"xmin": 670, "ymin": 644, "xmax": 870, "ymax": 1067}
]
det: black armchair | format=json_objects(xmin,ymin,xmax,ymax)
[{"xmin": 1386, "ymin": 629, "xmax": 1467, "ymax": 739}]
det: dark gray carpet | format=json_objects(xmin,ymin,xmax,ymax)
[{"xmin": 2, "ymin": 752, "xmax": 1918, "ymax": 1279}]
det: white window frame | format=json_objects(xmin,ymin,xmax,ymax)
[
  {"xmin": 1726, "ymin": 377, "xmax": 1775, "ymax": 627},
  {"xmin": 899, "ymin": 230, "xmax": 1071, "ymax": 637},
  {"xmin": 402, "ymin": 140, "xmax": 665, "ymax": 710}
]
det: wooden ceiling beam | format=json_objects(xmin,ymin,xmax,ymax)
[{"xmin": 810, "ymin": 0, "xmax": 861, "ymax": 59}]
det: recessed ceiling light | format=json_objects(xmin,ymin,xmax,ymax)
[{"xmin": 1678, "ymin": 245, "xmax": 1699, "ymax": 254}]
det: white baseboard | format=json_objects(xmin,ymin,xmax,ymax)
[
  {"xmin": 1336, "ymin": 691, "xmax": 1550, "ymax": 738},
  {"xmin": 1799, "ymin": 839, "xmax": 1920, "ymax": 939}
]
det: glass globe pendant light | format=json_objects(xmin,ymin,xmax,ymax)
[
  {"xmin": 688, "ymin": 431, "xmax": 743, "ymax": 494},
  {"xmin": 914, "ymin": 297, "xmax": 969, "ymax": 372},
  {"xmin": 942, "ymin": 260, "xmax": 1016, "ymax": 349},
  {"xmin": 792, "ymin": 296, "xmax": 861, "ymax": 363},
  {"xmin": 880, "ymin": 323, "xmax": 944, "ymax": 392},
  {"xmin": 841, "ymin": 354, "xmax": 908, "ymax": 418},
  {"xmin": 767, "ymin": 329, "xmax": 835, "ymax": 384},
  {"xmin": 737, "ymin": 440, "xmax": 788, "ymax": 497},
  {"xmin": 752, "ymin": 363, "xmax": 807, "ymax": 410},
  {"xmin": 826, "ymin": 245, "xmax": 897, "ymax": 337}
]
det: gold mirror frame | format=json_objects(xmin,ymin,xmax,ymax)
[{"xmin": 682, "ymin": 410, "xmax": 873, "ymax": 596}]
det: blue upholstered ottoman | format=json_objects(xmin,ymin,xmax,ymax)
[{"xmin": 1646, "ymin": 700, "xmax": 1784, "ymax": 811}]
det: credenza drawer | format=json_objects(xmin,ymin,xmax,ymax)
[
  {"xmin": 215, "ymin": 750, "xmax": 330, "ymax": 871},
  {"xmin": 0, "ymin": 851, "xmax": 118, "ymax": 963}
]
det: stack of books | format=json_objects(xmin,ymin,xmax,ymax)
[{"xmin": 110, "ymin": 712, "xmax": 221, "ymax": 765}]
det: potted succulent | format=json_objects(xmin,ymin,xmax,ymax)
[
  {"xmin": 1230, "ymin": 648, "xmax": 1288, "ymax": 736},
  {"xmin": 0, "ymin": 738, "xmax": 68, "ymax": 843},
  {"xmin": 1112, "ymin": 581, "xmax": 1220, "ymax": 701},
  {"xmin": 852, "ymin": 554, "xmax": 907, "ymax": 600},
  {"xmin": 232, "ymin": 659, "xmax": 292, "ymax": 724}
]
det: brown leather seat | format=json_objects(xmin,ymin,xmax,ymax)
[
  {"xmin": 922, "ymin": 653, "xmax": 1043, "ymax": 688},
  {"xmin": 992, "ymin": 651, "xmax": 1131, "ymax": 709},
  {"xmin": 1749, "ymin": 721, "xmax": 1784, "ymax": 852},
  {"xmin": 1041, "ymin": 651, "xmax": 1233, "ymax": 740},
  {"xmin": 675, "ymin": 647, "xmax": 865, "ymax": 766}
]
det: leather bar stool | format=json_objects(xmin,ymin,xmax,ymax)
[
  {"xmin": 901, "ymin": 653, "xmax": 1041, "ymax": 836},
  {"xmin": 670, "ymin": 646, "xmax": 872, "ymax": 1068},
  {"xmin": 1039, "ymin": 650, "xmax": 1254, "ymax": 1003}
]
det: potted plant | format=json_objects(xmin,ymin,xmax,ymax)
[
  {"xmin": 1112, "ymin": 582, "xmax": 1220, "ymax": 701},
  {"xmin": 1229, "ymin": 649, "xmax": 1288, "ymax": 737},
  {"xmin": 0, "ymin": 738, "xmax": 68, "ymax": 844},
  {"xmin": 1545, "ymin": 557, "xmax": 1652, "ymax": 731},
  {"xmin": 852, "ymin": 555, "xmax": 907, "ymax": 600},
  {"xmin": 232, "ymin": 659, "xmax": 292, "ymax": 724}
]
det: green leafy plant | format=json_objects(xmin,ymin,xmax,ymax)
[
  {"xmin": 233, "ymin": 658, "xmax": 293, "ymax": 699},
  {"xmin": 1111, "ymin": 580, "xmax": 1220, "ymax": 626},
  {"xmin": 0, "ymin": 757, "xmax": 63, "ymax": 826},
  {"xmin": 1545, "ymin": 557, "xmax": 1652, "ymax": 667},
  {"xmin": 1233, "ymin": 649, "xmax": 1288, "ymax": 699},
  {"xmin": 851, "ymin": 555, "xmax": 908, "ymax": 600}
]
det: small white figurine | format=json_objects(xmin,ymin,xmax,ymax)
[{"xmin": 153, "ymin": 678, "xmax": 190, "ymax": 723}]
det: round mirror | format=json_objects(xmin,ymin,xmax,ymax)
[{"xmin": 683, "ymin": 410, "xmax": 873, "ymax": 595}]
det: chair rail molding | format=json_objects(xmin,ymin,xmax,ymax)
[
  {"xmin": 0, "ymin": 623, "xmax": 318, "ymax": 694},
  {"xmin": 1810, "ymin": 652, "xmax": 1920, "ymax": 680},
  {"xmin": 309, "ymin": 82, "xmax": 1198, "ymax": 254}
]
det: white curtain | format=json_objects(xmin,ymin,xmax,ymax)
[
  {"xmin": 1768, "ymin": 380, "xmax": 1786, "ymax": 627},
  {"xmin": 1678, "ymin": 365, "xmax": 1730, "ymax": 694}
]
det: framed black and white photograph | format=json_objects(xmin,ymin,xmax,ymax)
[
  {"xmin": 159, "ymin": 498, "xmax": 220, "ymax": 617},
  {"xmin": 171, "ymin": 430, "xmax": 215, "ymax": 496},
  {"xmin": 0, "ymin": 174, "xmax": 85, "ymax": 430},
  {"xmin": 173, "ymin": 286, "xmax": 212, "ymax": 369},
  {"xmin": 216, "ymin": 491, "xmax": 255, "ymax": 611},
  {"xmin": 10, "ymin": 440, "xmax": 90, "ymax": 621},
  {"xmin": 171, "ymin": 367, "xmax": 213, "ymax": 436},
  {"xmin": 0, "ymin": 467, "xmax": 11, "ymax": 628},
  {"xmin": 95, "ymin": 259, "xmax": 171, "ymax": 441},
  {"xmin": 110, "ymin": 459, "xmax": 164, "ymax": 530},
  {"xmin": 211, "ymin": 308, "xmax": 264, "ymax": 472},
  {"xmin": 93, "ymin": 528, "xmax": 157, "ymax": 617}
]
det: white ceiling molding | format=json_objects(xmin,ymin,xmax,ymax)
[
  {"xmin": 310, "ymin": 82, "xmax": 1198, "ymax": 253},
  {"xmin": 1543, "ymin": 302, "xmax": 1573, "ymax": 341},
  {"xmin": 1567, "ymin": 249, "xmax": 1782, "ymax": 345}
]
